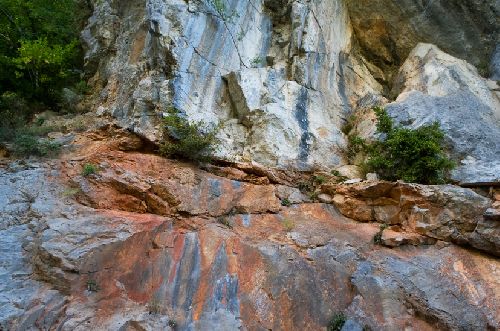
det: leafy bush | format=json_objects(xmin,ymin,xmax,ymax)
[
  {"xmin": 12, "ymin": 132, "xmax": 61, "ymax": 157},
  {"xmin": 282, "ymin": 218, "xmax": 295, "ymax": 232},
  {"xmin": 0, "ymin": 92, "xmax": 31, "ymax": 140},
  {"xmin": 364, "ymin": 107, "xmax": 454, "ymax": 184},
  {"xmin": 159, "ymin": 108, "xmax": 220, "ymax": 163}
]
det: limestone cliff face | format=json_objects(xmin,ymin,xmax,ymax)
[
  {"xmin": 82, "ymin": 0, "xmax": 500, "ymax": 184},
  {"xmin": 346, "ymin": 0, "xmax": 499, "ymax": 82},
  {"xmin": 2, "ymin": 2, "xmax": 500, "ymax": 330},
  {"xmin": 82, "ymin": 0, "xmax": 381, "ymax": 169}
]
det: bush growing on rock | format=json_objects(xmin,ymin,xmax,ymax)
[
  {"xmin": 159, "ymin": 108, "xmax": 220, "ymax": 163},
  {"xmin": 364, "ymin": 107, "xmax": 454, "ymax": 184},
  {"xmin": 82, "ymin": 163, "xmax": 98, "ymax": 177}
]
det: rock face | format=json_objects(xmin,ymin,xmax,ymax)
[
  {"xmin": 329, "ymin": 181, "xmax": 499, "ymax": 256},
  {"xmin": 1, "ymin": 131, "xmax": 500, "ymax": 330},
  {"xmin": 346, "ymin": 0, "xmax": 499, "ymax": 81},
  {"xmin": 82, "ymin": 0, "xmax": 383, "ymax": 169},
  {"xmin": 387, "ymin": 44, "xmax": 500, "ymax": 184},
  {"xmin": 81, "ymin": 0, "xmax": 500, "ymax": 184},
  {"xmin": 3, "ymin": 2, "xmax": 499, "ymax": 329}
]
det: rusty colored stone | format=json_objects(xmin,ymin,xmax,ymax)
[{"xmin": 333, "ymin": 194, "xmax": 373, "ymax": 222}]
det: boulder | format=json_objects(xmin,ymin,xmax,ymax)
[
  {"xmin": 387, "ymin": 43, "xmax": 500, "ymax": 185},
  {"xmin": 332, "ymin": 181, "xmax": 498, "ymax": 255}
]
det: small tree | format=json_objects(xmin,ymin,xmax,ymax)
[
  {"xmin": 364, "ymin": 107, "xmax": 454, "ymax": 184},
  {"xmin": 159, "ymin": 108, "xmax": 219, "ymax": 163}
]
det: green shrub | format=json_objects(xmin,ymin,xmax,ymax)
[
  {"xmin": 0, "ymin": 92, "xmax": 31, "ymax": 141},
  {"xmin": 159, "ymin": 108, "xmax": 220, "ymax": 163},
  {"xmin": 328, "ymin": 312, "xmax": 347, "ymax": 331},
  {"xmin": 281, "ymin": 198, "xmax": 292, "ymax": 207},
  {"xmin": 364, "ymin": 107, "xmax": 454, "ymax": 184},
  {"xmin": 82, "ymin": 163, "xmax": 98, "ymax": 177},
  {"xmin": 12, "ymin": 133, "xmax": 61, "ymax": 157},
  {"xmin": 86, "ymin": 279, "xmax": 100, "ymax": 292},
  {"xmin": 250, "ymin": 56, "xmax": 265, "ymax": 67},
  {"xmin": 346, "ymin": 134, "xmax": 366, "ymax": 162},
  {"xmin": 313, "ymin": 174, "xmax": 327, "ymax": 185},
  {"xmin": 373, "ymin": 223, "xmax": 389, "ymax": 245}
]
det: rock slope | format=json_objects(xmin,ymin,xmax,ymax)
[{"xmin": 1, "ymin": 128, "xmax": 499, "ymax": 330}]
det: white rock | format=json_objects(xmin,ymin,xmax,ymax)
[{"xmin": 81, "ymin": 0, "xmax": 382, "ymax": 170}]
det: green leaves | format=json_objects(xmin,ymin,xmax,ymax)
[
  {"xmin": 364, "ymin": 108, "xmax": 455, "ymax": 184},
  {"xmin": 159, "ymin": 108, "xmax": 220, "ymax": 163},
  {"xmin": 0, "ymin": 0, "xmax": 83, "ymax": 106}
]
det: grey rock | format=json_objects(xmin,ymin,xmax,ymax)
[
  {"xmin": 484, "ymin": 208, "xmax": 500, "ymax": 222},
  {"xmin": 346, "ymin": 0, "xmax": 499, "ymax": 79},
  {"xmin": 387, "ymin": 44, "xmax": 500, "ymax": 184},
  {"xmin": 341, "ymin": 319, "xmax": 363, "ymax": 331},
  {"xmin": 490, "ymin": 44, "xmax": 500, "ymax": 80},
  {"xmin": 276, "ymin": 185, "xmax": 310, "ymax": 204}
]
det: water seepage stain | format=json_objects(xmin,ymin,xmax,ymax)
[{"xmin": 295, "ymin": 88, "xmax": 311, "ymax": 169}]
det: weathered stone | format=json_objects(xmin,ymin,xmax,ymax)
[
  {"xmin": 381, "ymin": 229, "xmax": 436, "ymax": 247},
  {"xmin": 333, "ymin": 195, "xmax": 373, "ymax": 222},
  {"xmin": 387, "ymin": 44, "xmax": 500, "ymax": 185},
  {"xmin": 335, "ymin": 165, "xmax": 362, "ymax": 180},
  {"xmin": 484, "ymin": 208, "xmax": 500, "ymax": 222},
  {"xmin": 346, "ymin": 0, "xmax": 499, "ymax": 81},
  {"xmin": 1, "ymin": 140, "xmax": 500, "ymax": 330},
  {"xmin": 340, "ymin": 319, "xmax": 363, "ymax": 331},
  {"xmin": 332, "ymin": 181, "xmax": 498, "ymax": 255},
  {"xmin": 373, "ymin": 204, "xmax": 400, "ymax": 225},
  {"xmin": 398, "ymin": 184, "xmax": 493, "ymax": 249},
  {"xmin": 276, "ymin": 185, "xmax": 310, "ymax": 204},
  {"xmin": 317, "ymin": 194, "xmax": 333, "ymax": 204},
  {"xmin": 335, "ymin": 181, "xmax": 396, "ymax": 199}
]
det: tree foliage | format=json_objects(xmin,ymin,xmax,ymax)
[
  {"xmin": 0, "ymin": 0, "xmax": 83, "ymax": 107},
  {"xmin": 364, "ymin": 107, "xmax": 455, "ymax": 184}
]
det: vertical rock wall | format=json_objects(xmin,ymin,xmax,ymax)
[{"xmin": 82, "ymin": 0, "xmax": 382, "ymax": 169}]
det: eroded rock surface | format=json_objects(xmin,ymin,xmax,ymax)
[
  {"xmin": 82, "ymin": 0, "xmax": 384, "ymax": 169},
  {"xmin": 1, "ymin": 131, "xmax": 499, "ymax": 330},
  {"xmin": 346, "ymin": 0, "xmax": 499, "ymax": 81},
  {"xmin": 329, "ymin": 180, "xmax": 499, "ymax": 256}
]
